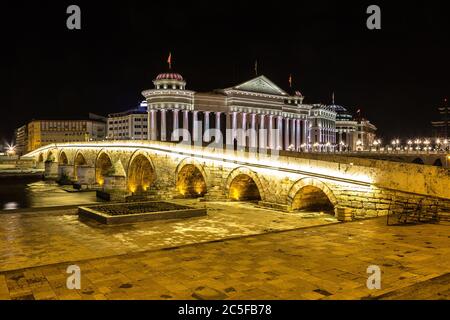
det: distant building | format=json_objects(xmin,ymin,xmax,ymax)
[
  {"xmin": 23, "ymin": 115, "xmax": 106, "ymax": 152},
  {"xmin": 431, "ymin": 99, "xmax": 449, "ymax": 139},
  {"xmin": 309, "ymin": 105, "xmax": 337, "ymax": 151},
  {"xmin": 14, "ymin": 124, "xmax": 28, "ymax": 156},
  {"xmin": 331, "ymin": 105, "xmax": 377, "ymax": 151},
  {"xmin": 141, "ymin": 71, "xmax": 336, "ymax": 151},
  {"xmin": 107, "ymin": 102, "xmax": 149, "ymax": 140}
]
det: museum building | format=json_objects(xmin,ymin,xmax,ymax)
[{"xmin": 141, "ymin": 71, "xmax": 337, "ymax": 152}]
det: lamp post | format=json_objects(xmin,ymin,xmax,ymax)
[
  {"xmin": 407, "ymin": 140, "xmax": 413, "ymax": 153},
  {"xmin": 415, "ymin": 139, "xmax": 422, "ymax": 153},
  {"xmin": 424, "ymin": 139, "xmax": 430, "ymax": 154},
  {"xmin": 6, "ymin": 144, "xmax": 16, "ymax": 157},
  {"xmin": 391, "ymin": 139, "xmax": 397, "ymax": 153}
]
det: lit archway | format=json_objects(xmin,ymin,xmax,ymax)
[
  {"xmin": 228, "ymin": 174, "xmax": 262, "ymax": 201},
  {"xmin": 176, "ymin": 164, "xmax": 207, "ymax": 198},
  {"xmin": 38, "ymin": 153, "xmax": 44, "ymax": 162},
  {"xmin": 46, "ymin": 152, "xmax": 56, "ymax": 162},
  {"xmin": 127, "ymin": 154, "xmax": 155, "ymax": 193},
  {"xmin": 74, "ymin": 152, "xmax": 87, "ymax": 180},
  {"xmin": 287, "ymin": 178, "xmax": 337, "ymax": 213},
  {"xmin": 95, "ymin": 153, "xmax": 113, "ymax": 185},
  {"xmin": 291, "ymin": 185, "xmax": 334, "ymax": 212},
  {"xmin": 59, "ymin": 152, "xmax": 69, "ymax": 165}
]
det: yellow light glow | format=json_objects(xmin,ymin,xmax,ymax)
[{"xmin": 23, "ymin": 140, "xmax": 374, "ymax": 187}]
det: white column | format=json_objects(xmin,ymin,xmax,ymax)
[
  {"xmin": 284, "ymin": 118, "xmax": 290, "ymax": 150},
  {"xmin": 171, "ymin": 109, "xmax": 180, "ymax": 141},
  {"xmin": 241, "ymin": 112, "xmax": 247, "ymax": 147},
  {"xmin": 290, "ymin": 118, "xmax": 296, "ymax": 150},
  {"xmin": 303, "ymin": 119, "xmax": 309, "ymax": 150},
  {"xmin": 215, "ymin": 112, "xmax": 221, "ymax": 131},
  {"xmin": 268, "ymin": 115, "xmax": 274, "ymax": 149},
  {"xmin": 183, "ymin": 110, "xmax": 189, "ymax": 142},
  {"xmin": 250, "ymin": 113, "xmax": 257, "ymax": 149},
  {"xmin": 161, "ymin": 110, "xmax": 167, "ymax": 141},
  {"xmin": 259, "ymin": 114, "xmax": 266, "ymax": 150},
  {"xmin": 193, "ymin": 111, "xmax": 199, "ymax": 143},
  {"xmin": 204, "ymin": 112, "xmax": 210, "ymax": 142},
  {"xmin": 232, "ymin": 112, "xmax": 238, "ymax": 141},
  {"xmin": 277, "ymin": 116, "xmax": 283, "ymax": 150},
  {"xmin": 150, "ymin": 110, "xmax": 157, "ymax": 141},
  {"xmin": 147, "ymin": 110, "xmax": 151, "ymax": 141},
  {"xmin": 215, "ymin": 112, "xmax": 222, "ymax": 145},
  {"xmin": 296, "ymin": 119, "xmax": 301, "ymax": 151}
]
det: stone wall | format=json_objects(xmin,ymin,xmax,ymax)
[{"xmin": 26, "ymin": 142, "xmax": 450, "ymax": 222}]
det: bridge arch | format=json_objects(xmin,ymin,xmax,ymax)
[
  {"xmin": 59, "ymin": 151, "xmax": 69, "ymax": 165},
  {"xmin": 37, "ymin": 153, "xmax": 44, "ymax": 163},
  {"xmin": 287, "ymin": 178, "xmax": 337, "ymax": 212},
  {"xmin": 412, "ymin": 157, "xmax": 425, "ymax": 165},
  {"xmin": 175, "ymin": 158, "xmax": 208, "ymax": 198},
  {"xmin": 74, "ymin": 151, "xmax": 87, "ymax": 166},
  {"xmin": 46, "ymin": 150, "xmax": 57, "ymax": 162},
  {"xmin": 226, "ymin": 167, "xmax": 265, "ymax": 202},
  {"xmin": 73, "ymin": 151, "xmax": 88, "ymax": 180},
  {"xmin": 433, "ymin": 158, "xmax": 443, "ymax": 167},
  {"xmin": 95, "ymin": 151, "xmax": 113, "ymax": 186},
  {"xmin": 126, "ymin": 151, "xmax": 156, "ymax": 193}
]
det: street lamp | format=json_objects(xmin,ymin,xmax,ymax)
[
  {"xmin": 407, "ymin": 140, "xmax": 413, "ymax": 153},
  {"xmin": 424, "ymin": 139, "xmax": 430, "ymax": 154},
  {"xmin": 6, "ymin": 144, "xmax": 16, "ymax": 157}
]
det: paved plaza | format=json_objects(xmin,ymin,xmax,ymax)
[{"xmin": 0, "ymin": 201, "xmax": 449, "ymax": 300}]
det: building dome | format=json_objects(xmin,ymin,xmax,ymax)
[
  {"xmin": 155, "ymin": 73, "xmax": 184, "ymax": 81},
  {"xmin": 153, "ymin": 71, "xmax": 187, "ymax": 90}
]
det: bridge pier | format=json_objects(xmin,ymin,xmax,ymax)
[
  {"xmin": 75, "ymin": 166, "xmax": 96, "ymax": 186},
  {"xmin": 44, "ymin": 161, "xmax": 59, "ymax": 179},
  {"xmin": 58, "ymin": 165, "xmax": 75, "ymax": 181}
]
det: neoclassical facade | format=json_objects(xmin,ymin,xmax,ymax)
[
  {"xmin": 331, "ymin": 104, "xmax": 377, "ymax": 151},
  {"xmin": 141, "ymin": 72, "xmax": 337, "ymax": 152}
]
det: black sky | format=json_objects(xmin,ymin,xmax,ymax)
[{"xmin": 2, "ymin": 0, "xmax": 450, "ymax": 142}]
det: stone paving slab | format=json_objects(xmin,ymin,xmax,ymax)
[
  {"xmin": 0, "ymin": 200, "xmax": 337, "ymax": 272},
  {"xmin": 0, "ymin": 216, "xmax": 449, "ymax": 300}
]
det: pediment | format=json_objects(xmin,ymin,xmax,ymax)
[{"xmin": 229, "ymin": 76, "xmax": 288, "ymax": 96}]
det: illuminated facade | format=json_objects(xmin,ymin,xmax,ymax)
[
  {"xmin": 25, "ymin": 119, "xmax": 106, "ymax": 152},
  {"xmin": 14, "ymin": 125, "xmax": 28, "ymax": 156},
  {"xmin": 331, "ymin": 104, "xmax": 377, "ymax": 151},
  {"xmin": 107, "ymin": 102, "xmax": 149, "ymax": 140},
  {"xmin": 142, "ymin": 72, "xmax": 337, "ymax": 151}
]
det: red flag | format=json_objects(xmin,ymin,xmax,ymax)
[
  {"xmin": 289, "ymin": 74, "xmax": 292, "ymax": 88},
  {"xmin": 167, "ymin": 52, "xmax": 172, "ymax": 69}
]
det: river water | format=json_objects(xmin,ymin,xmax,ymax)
[{"xmin": 0, "ymin": 177, "xmax": 103, "ymax": 212}]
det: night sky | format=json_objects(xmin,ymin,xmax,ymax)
[{"xmin": 2, "ymin": 1, "xmax": 450, "ymax": 143}]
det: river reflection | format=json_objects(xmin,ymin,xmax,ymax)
[{"xmin": 0, "ymin": 177, "xmax": 103, "ymax": 211}]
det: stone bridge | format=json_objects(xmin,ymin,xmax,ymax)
[{"xmin": 23, "ymin": 141, "xmax": 450, "ymax": 220}]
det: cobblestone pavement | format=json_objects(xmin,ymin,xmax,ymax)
[
  {"xmin": 0, "ymin": 212, "xmax": 449, "ymax": 300},
  {"xmin": 0, "ymin": 200, "xmax": 337, "ymax": 272}
]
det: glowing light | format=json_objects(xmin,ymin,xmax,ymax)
[{"xmin": 23, "ymin": 140, "xmax": 374, "ymax": 186}]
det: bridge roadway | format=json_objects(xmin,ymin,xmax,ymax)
[{"xmin": 23, "ymin": 141, "xmax": 450, "ymax": 220}]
